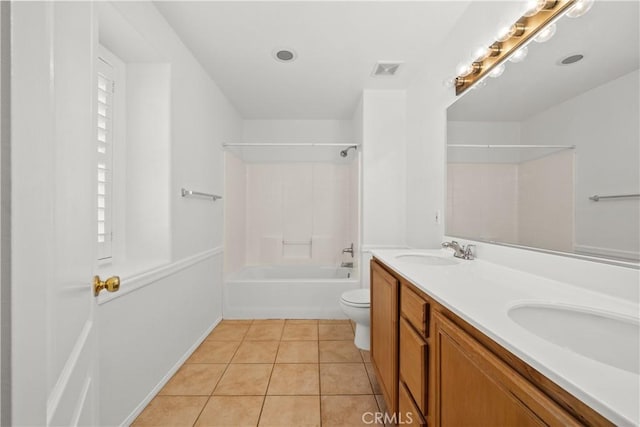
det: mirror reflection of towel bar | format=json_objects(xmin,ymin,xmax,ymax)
[
  {"xmin": 181, "ymin": 188, "xmax": 222, "ymax": 201},
  {"xmin": 589, "ymin": 194, "xmax": 640, "ymax": 202}
]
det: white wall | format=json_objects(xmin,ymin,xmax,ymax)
[
  {"xmin": 362, "ymin": 90, "xmax": 407, "ymax": 248},
  {"xmin": 243, "ymin": 119, "xmax": 353, "ymax": 144},
  {"xmin": 93, "ymin": 3, "xmax": 242, "ymax": 425},
  {"xmin": 521, "ymin": 69, "xmax": 640, "ymax": 260}
]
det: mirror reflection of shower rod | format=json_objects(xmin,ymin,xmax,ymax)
[{"xmin": 222, "ymin": 143, "xmax": 359, "ymax": 147}]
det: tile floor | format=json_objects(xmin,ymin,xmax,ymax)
[{"xmin": 133, "ymin": 319, "xmax": 390, "ymax": 427}]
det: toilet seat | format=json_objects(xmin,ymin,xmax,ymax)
[{"xmin": 340, "ymin": 289, "xmax": 370, "ymax": 307}]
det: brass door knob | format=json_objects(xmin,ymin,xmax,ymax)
[{"xmin": 93, "ymin": 275, "xmax": 120, "ymax": 297}]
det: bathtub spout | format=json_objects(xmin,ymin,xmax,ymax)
[{"xmin": 341, "ymin": 261, "xmax": 354, "ymax": 268}]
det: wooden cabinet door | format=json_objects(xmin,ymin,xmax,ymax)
[
  {"xmin": 370, "ymin": 260, "xmax": 399, "ymax": 415},
  {"xmin": 433, "ymin": 312, "xmax": 579, "ymax": 427},
  {"xmin": 399, "ymin": 317, "xmax": 428, "ymax": 415},
  {"xmin": 399, "ymin": 381, "xmax": 426, "ymax": 427}
]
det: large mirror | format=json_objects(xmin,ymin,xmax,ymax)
[{"xmin": 446, "ymin": 1, "xmax": 639, "ymax": 264}]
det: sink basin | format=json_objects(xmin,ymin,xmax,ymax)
[
  {"xmin": 508, "ymin": 303, "xmax": 639, "ymax": 374},
  {"xmin": 394, "ymin": 254, "xmax": 458, "ymax": 266}
]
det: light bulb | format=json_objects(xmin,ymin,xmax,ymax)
[
  {"xmin": 566, "ymin": 0, "xmax": 594, "ymax": 18},
  {"xmin": 442, "ymin": 77, "xmax": 456, "ymax": 88},
  {"xmin": 496, "ymin": 26, "xmax": 513, "ymax": 42},
  {"xmin": 456, "ymin": 61, "xmax": 474, "ymax": 77},
  {"xmin": 523, "ymin": 0, "xmax": 544, "ymax": 17},
  {"xmin": 472, "ymin": 45, "xmax": 490, "ymax": 62},
  {"xmin": 489, "ymin": 63, "xmax": 505, "ymax": 78},
  {"xmin": 496, "ymin": 23, "xmax": 526, "ymax": 42},
  {"xmin": 534, "ymin": 23, "xmax": 557, "ymax": 43},
  {"xmin": 508, "ymin": 46, "xmax": 528, "ymax": 63}
]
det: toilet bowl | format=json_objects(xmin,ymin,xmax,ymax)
[{"xmin": 340, "ymin": 289, "xmax": 370, "ymax": 350}]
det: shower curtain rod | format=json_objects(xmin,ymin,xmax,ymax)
[{"xmin": 223, "ymin": 142, "xmax": 359, "ymax": 148}]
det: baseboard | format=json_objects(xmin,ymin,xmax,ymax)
[{"xmin": 121, "ymin": 316, "xmax": 222, "ymax": 426}]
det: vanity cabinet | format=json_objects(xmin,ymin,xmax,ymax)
[
  {"xmin": 370, "ymin": 258, "xmax": 613, "ymax": 427},
  {"xmin": 434, "ymin": 311, "xmax": 579, "ymax": 426},
  {"xmin": 370, "ymin": 260, "xmax": 399, "ymax": 416}
]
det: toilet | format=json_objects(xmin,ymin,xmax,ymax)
[{"xmin": 339, "ymin": 288, "xmax": 370, "ymax": 350}]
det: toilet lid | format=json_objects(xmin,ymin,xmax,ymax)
[{"xmin": 341, "ymin": 289, "xmax": 370, "ymax": 306}]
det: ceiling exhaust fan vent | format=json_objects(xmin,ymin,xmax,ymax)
[{"xmin": 372, "ymin": 61, "xmax": 403, "ymax": 77}]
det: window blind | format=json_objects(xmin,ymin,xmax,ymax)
[{"xmin": 96, "ymin": 58, "xmax": 114, "ymax": 260}]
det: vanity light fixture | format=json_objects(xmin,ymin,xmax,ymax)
[{"xmin": 452, "ymin": 0, "xmax": 577, "ymax": 95}]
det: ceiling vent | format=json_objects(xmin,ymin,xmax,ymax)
[{"xmin": 372, "ymin": 61, "xmax": 403, "ymax": 77}]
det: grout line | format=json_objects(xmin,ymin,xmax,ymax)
[{"xmin": 191, "ymin": 395, "xmax": 212, "ymax": 427}]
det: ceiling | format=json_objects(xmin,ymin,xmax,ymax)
[
  {"xmin": 154, "ymin": 1, "xmax": 471, "ymax": 119},
  {"xmin": 448, "ymin": 1, "xmax": 640, "ymax": 121}
]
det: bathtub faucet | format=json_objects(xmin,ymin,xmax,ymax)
[{"xmin": 342, "ymin": 243, "xmax": 354, "ymax": 258}]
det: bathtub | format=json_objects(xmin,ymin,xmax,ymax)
[{"xmin": 223, "ymin": 265, "xmax": 361, "ymax": 319}]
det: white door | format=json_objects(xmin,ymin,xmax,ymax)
[{"xmin": 11, "ymin": 3, "xmax": 105, "ymax": 425}]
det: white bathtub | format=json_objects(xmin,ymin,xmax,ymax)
[{"xmin": 223, "ymin": 265, "xmax": 361, "ymax": 319}]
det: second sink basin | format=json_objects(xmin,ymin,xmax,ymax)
[
  {"xmin": 508, "ymin": 303, "xmax": 639, "ymax": 374},
  {"xmin": 394, "ymin": 254, "xmax": 458, "ymax": 266}
]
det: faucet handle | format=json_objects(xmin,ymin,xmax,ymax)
[{"xmin": 463, "ymin": 244, "xmax": 475, "ymax": 260}]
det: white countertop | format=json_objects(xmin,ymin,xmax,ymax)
[{"xmin": 371, "ymin": 249, "xmax": 640, "ymax": 426}]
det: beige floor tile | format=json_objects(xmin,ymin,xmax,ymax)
[
  {"xmin": 267, "ymin": 363, "xmax": 319, "ymax": 395},
  {"xmin": 206, "ymin": 323, "xmax": 250, "ymax": 341},
  {"xmin": 276, "ymin": 341, "xmax": 319, "ymax": 363},
  {"xmin": 219, "ymin": 319, "xmax": 253, "ymax": 325},
  {"xmin": 360, "ymin": 350, "xmax": 371, "ymax": 362},
  {"xmin": 133, "ymin": 396, "xmax": 208, "ymax": 426},
  {"xmin": 258, "ymin": 396, "xmax": 320, "ymax": 427},
  {"xmin": 364, "ymin": 363, "xmax": 382, "ymax": 394},
  {"xmin": 245, "ymin": 322, "xmax": 284, "ymax": 341},
  {"xmin": 232, "ymin": 340, "xmax": 279, "ymax": 363},
  {"xmin": 195, "ymin": 396, "xmax": 264, "ymax": 427},
  {"xmin": 319, "ymin": 324, "xmax": 355, "ymax": 340},
  {"xmin": 321, "ymin": 395, "xmax": 379, "ymax": 427},
  {"xmin": 213, "ymin": 364, "xmax": 273, "ymax": 395},
  {"xmin": 282, "ymin": 323, "xmax": 318, "ymax": 341},
  {"xmin": 320, "ymin": 363, "xmax": 373, "ymax": 395},
  {"xmin": 160, "ymin": 364, "xmax": 227, "ymax": 396},
  {"xmin": 187, "ymin": 341, "xmax": 240, "ymax": 364},
  {"xmin": 252, "ymin": 319, "xmax": 285, "ymax": 325},
  {"xmin": 319, "ymin": 340, "xmax": 363, "ymax": 363},
  {"xmin": 318, "ymin": 319, "xmax": 351, "ymax": 324},
  {"xmin": 285, "ymin": 319, "xmax": 319, "ymax": 325}
]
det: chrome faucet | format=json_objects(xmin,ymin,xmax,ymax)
[
  {"xmin": 442, "ymin": 240, "xmax": 475, "ymax": 260},
  {"xmin": 342, "ymin": 243, "xmax": 354, "ymax": 258}
]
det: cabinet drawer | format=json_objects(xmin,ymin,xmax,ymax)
[
  {"xmin": 401, "ymin": 284, "xmax": 429, "ymax": 336},
  {"xmin": 400, "ymin": 317, "xmax": 428, "ymax": 415},
  {"xmin": 399, "ymin": 381, "xmax": 426, "ymax": 426}
]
